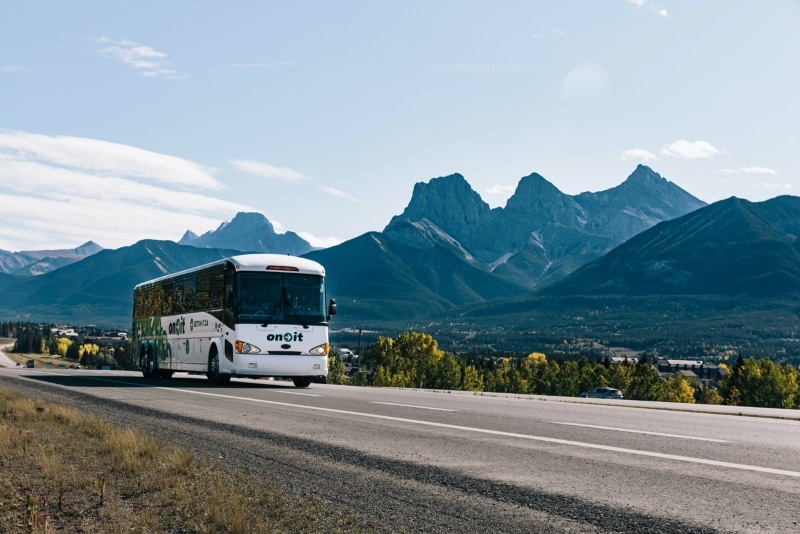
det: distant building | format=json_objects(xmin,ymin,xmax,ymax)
[{"xmin": 656, "ymin": 359, "xmax": 723, "ymax": 386}]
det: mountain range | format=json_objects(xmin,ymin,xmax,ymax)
[
  {"xmin": 305, "ymin": 165, "xmax": 706, "ymax": 320},
  {"xmin": 0, "ymin": 241, "xmax": 103, "ymax": 276},
  {"xmin": 538, "ymin": 195, "xmax": 800, "ymax": 297},
  {"xmin": 1, "ymin": 164, "xmax": 798, "ymax": 359}
]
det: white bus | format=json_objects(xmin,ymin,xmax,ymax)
[{"xmin": 132, "ymin": 254, "xmax": 336, "ymax": 387}]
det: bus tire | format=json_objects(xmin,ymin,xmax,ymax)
[
  {"xmin": 292, "ymin": 377, "xmax": 312, "ymax": 388},
  {"xmin": 142, "ymin": 347, "xmax": 156, "ymax": 379},
  {"xmin": 207, "ymin": 348, "xmax": 231, "ymax": 385}
]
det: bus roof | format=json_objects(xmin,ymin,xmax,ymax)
[
  {"xmin": 134, "ymin": 253, "xmax": 325, "ymax": 290},
  {"xmin": 229, "ymin": 254, "xmax": 325, "ymax": 275}
]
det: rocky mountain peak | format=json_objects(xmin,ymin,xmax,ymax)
[
  {"xmin": 383, "ymin": 173, "xmax": 497, "ymax": 262},
  {"xmin": 178, "ymin": 230, "xmax": 199, "ymax": 245},
  {"xmin": 179, "ymin": 212, "xmax": 313, "ymax": 255},
  {"xmin": 227, "ymin": 212, "xmax": 276, "ymax": 233},
  {"xmin": 505, "ymin": 172, "xmax": 569, "ymax": 211},
  {"xmin": 624, "ymin": 164, "xmax": 667, "ymax": 187},
  {"xmin": 392, "ymin": 173, "xmax": 490, "ymax": 222}
]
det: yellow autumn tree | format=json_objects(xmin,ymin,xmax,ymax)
[
  {"xmin": 54, "ymin": 337, "xmax": 73, "ymax": 357},
  {"xmin": 527, "ymin": 352, "xmax": 547, "ymax": 365},
  {"xmin": 79, "ymin": 343, "xmax": 100, "ymax": 359},
  {"xmin": 663, "ymin": 372, "xmax": 696, "ymax": 403}
]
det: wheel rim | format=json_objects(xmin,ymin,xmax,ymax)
[{"xmin": 209, "ymin": 351, "xmax": 219, "ymax": 379}]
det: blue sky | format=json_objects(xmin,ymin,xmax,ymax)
[{"xmin": 1, "ymin": 1, "xmax": 798, "ymax": 252}]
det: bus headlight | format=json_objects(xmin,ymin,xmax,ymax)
[
  {"xmin": 235, "ymin": 340, "xmax": 261, "ymax": 354},
  {"xmin": 309, "ymin": 343, "xmax": 329, "ymax": 356}
]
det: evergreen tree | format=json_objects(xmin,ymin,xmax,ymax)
[
  {"xmin": 626, "ymin": 357, "xmax": 665, "ymax": 401},
  {"xmin": 66, "ymin": 339, "xmax": 80, "ymax": 362}
]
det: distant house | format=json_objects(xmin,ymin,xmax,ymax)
[
  {"xmin": 51, "ymin": 327, "xmax": 78, "ymax": 339},
  {"xmin": 656, "ymin": 359, "xmax": 723, "ymax": 386}
]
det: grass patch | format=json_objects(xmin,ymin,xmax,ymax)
[{"xmin": 0, "ymin": 387, "xmax": 367, "ymax": 533}]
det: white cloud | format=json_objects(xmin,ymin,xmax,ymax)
[
  {"xmin": 1, "ymin": 65, "xmax": 25, "ymax": 73},
  {"xmin": 297, "ymin": 232, "xmax": 343, "ymax": 249},
  {"xmin": 0, "ymin": 131, "xmax": 255, "ymax": 251},
  {"xmin": 660, "ymin": 140, "xmax": 722, "ymax": 159},
  {"xmin": 485, "ymin": 184, "xmax": 515, "ymax": 196},
  {"xmin": 628, "ymin": 1, "xmax": 668, "ymax": 18},
  {"xmin": 230, "ymin": 160, "xmax": 312, "ymax": 182},
  {"xmin": 720, "ymin": 166, "xmax": 778, "ymax": 175},
  {"xmin": 94, "ymin": 37, "xmax": 188, "ymax": 79},
  {"xmin": 620, "ymin": 148, "xmax": 658, "ymax": 162},
  {"xmin": 0, "ymin": 130, "xmax": 221, "ymax": 189},
  {"xmin": 562, "ymin": 64, "xmax": 609, "ymax": 95},
  {"xmin": 321, "ymin": 186, "xmax": 359, "ymax": 202}
]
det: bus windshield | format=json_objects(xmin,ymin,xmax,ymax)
[{"xmin": 236, "ymin": 271, "xmax": 326, "ymax": 325}]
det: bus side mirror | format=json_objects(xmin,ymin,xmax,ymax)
[{"xmin": 328, "ymin": 298, "xmax": 337, "ymax": 319}]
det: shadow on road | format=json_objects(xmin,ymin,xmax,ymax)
[{"xmin": 7, "ymin": 371, "xmax": 309, "ymax": 391}]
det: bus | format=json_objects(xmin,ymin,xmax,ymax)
[{"xmin": 132, "ymin": 254, "xmax": 336, "ymax": 387}]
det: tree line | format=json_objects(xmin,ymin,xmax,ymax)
[
  {"xmin": 7, "ymin": 321, "xmax": 797, "ymax": 409},
  {"xmin": 327, "ymin": 331, "xmax": 800, "ymax": 410},
  {"xmin": 5, "ymin": 322, "xmax": 132, "ymax": 370}
]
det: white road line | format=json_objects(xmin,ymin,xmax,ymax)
[
  {"xmin": 552, "ymin": 422, "xmax": 729, "ymax": 443},
  {"xmin": 156, "ymin": 386, "xmax": 800, "ymax": 478},
  {"xmin": 371, "ymin": 401, "xmax": 456, "ymax": 412}
]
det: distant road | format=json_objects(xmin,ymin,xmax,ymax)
[
  {"xmin": 0, "ymin": 345, "xmax": 18, "ymax": 367},
  {"xmin": 1, "ymin": 368, "xmax": 799, "ymax": 533}
]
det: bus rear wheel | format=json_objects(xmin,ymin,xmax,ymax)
[
  {"xmin": 292, "ymin": 377, "xmax": 312, "ymax": 388},
  {"xmin": 142, "ymin": 348, "xmax": 155, "ymax": 379}
]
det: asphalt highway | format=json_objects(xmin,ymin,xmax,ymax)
[{"xmin": 1, "ymin": 366, "xmax": 798, "ymax": 533}]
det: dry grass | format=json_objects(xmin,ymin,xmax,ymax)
[{"xmin": 0, "ymin": 387, "xmax": 367, "ymax": 533}]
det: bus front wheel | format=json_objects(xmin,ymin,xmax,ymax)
[
  {"xmin": 207, "ymin": 348, "xmax": 231, "ymax": 385},
  {"xmin": 292, "ymin": 377, "xmax": 312, "ymax": 388}
]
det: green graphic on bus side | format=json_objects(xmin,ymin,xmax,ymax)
[{"xmin": 134, "ymin": 316, "xmax": 173, "ymax": 366}]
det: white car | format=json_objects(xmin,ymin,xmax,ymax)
[{"xmin": 580, "ymin": 386, "xmax": 624, "ymax": 399}]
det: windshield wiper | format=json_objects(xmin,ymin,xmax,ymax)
[
  {"xmin": 259, "ymin": 291, "xmax": 284, "ymax": 328},
  {"xmin": 259, "ymin": 287, "xmax": 308, "ymax": 328}
]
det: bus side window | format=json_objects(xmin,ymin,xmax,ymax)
[
  {"xmin": 225, "ymin": 286, "xmax": 235, "ymax": 313},
  {"xmin": 162, "ymin": 284, "xmax": 174, "ymax": 315}
]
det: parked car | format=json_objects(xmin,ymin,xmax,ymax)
[{"xmin": 580, "ymin": 386, "xmax": 623, "ymax": 399}]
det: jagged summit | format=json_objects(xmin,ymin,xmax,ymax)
[
  {"xmin": 178, "ymin": 230, "xmax": 199, "ymax": 244},
  {"xmin": 390, "ymin": 173, "xmax": 491, "ymax": 224},
  {"xmin": 505, "ymin": 172, "xmax": 568, "ymax": 211},
  {"xmin": 624, "ymin": 164, "xmax": 667, "ymax": 185},
  {"xmin": 178, "ymin": 212, "xmax": 314, "ymax": 255}
]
